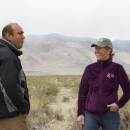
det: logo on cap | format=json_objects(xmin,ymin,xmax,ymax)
[{"xmin": 98, "ymin": 38, "xmax": 103, "ymax": 42}]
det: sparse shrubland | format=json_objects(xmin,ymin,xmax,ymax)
[{"xmin": 26, "ymin": 75, "xmax": 130, "ymax": 130}]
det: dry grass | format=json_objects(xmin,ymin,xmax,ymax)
[
  {"xmin": 67, "ymin": 106, "xmax": 79, "ymax": 130},
  {"xmin": 62, "ymin": 95, "xmax": 70, "ymax": 102},
  {"xmin": 26, "ymin": 75, "xmax": 130, "ymax": 130}
]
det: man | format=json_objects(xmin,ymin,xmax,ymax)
[{"xmin": 0, "ymin": 23, "xmax": 30, "ymax": 130}]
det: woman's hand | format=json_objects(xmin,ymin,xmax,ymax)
[
  {"xmin": 107, "ymin": 103, "xmax": 119, "ymax": 112},
  {"xmin": 77, "ymin": 115, "xmax": 84, "ymax": 130}
]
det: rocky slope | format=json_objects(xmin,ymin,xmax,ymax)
[{"xmin": 19, "ymin": 33, "xmax": 130, "ymax": 75}]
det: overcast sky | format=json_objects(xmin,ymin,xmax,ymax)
[{"xmin": 0, "ymin": 0, "xmax": 130, "ymax": 40}]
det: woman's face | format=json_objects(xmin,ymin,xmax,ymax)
[{"xmin": 95, "ymin": 46, "xmax": 111, "ymax": 61}]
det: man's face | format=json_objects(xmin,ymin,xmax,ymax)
[
  {"xmin": 7, "ymin": 24, "xmax": 25, "ymax": 49},
  {"xmin": 94, "ymin": 46, "xmax": 111, "ymax": 61}
]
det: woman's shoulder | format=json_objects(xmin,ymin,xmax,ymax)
[
  {"xmin": 84, "ymin": 62, "xmax": 98, "ymax": 71},
  {"xmin": 112, "ymin": 61, "xmax": 123, "ymax": 68},
  {"xmin": 111, "ymin": 62, "xmax": 126, "ymax": 73}
]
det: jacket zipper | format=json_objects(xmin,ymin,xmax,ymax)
[{"xmin": 98, "ymin": 61, "xmax": 103, "ymax": 113}]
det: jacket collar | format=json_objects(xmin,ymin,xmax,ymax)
[
  {"xmin": 0, "ymin": 38, "xmax": 22, "ymax": 56},
  {"xmin": 97, "ymin": 58, "xmax": 112, "ymax": 66}
]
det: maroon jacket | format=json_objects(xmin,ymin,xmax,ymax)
[{"xmin": 78, "ymin": 59, "xmax": 130, "ymax": 116}]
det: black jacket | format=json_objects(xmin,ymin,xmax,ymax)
[{"xmin": 0, "ymin": 38, "xmax": 30, "ymax": 118}]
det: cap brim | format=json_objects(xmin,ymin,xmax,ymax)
[
  {"xmin": 91, "ymin": 44, "xmax": 97, "ymax": 47},
  {"xmin": 91, "ymin": 42, "xmax": 107, "ymax": 48}
]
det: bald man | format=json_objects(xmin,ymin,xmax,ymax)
[{"xmin": 0, "ymin": 23, "xmax": 30, "ymax": 130}]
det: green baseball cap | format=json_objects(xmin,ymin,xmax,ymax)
[{"xmin": 91, "ymin": 38, "xmax": 113, "ymax": 49}]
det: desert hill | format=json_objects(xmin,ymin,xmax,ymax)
[{"xmin": 18, "ymin": 33, "xmax": 130, "ymax": 75}]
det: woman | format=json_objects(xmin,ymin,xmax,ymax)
[{"xmin": 77, "ymin": 38, "xmax": 130, "ymax": 130}]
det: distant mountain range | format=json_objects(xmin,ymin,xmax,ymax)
[
  {"xmin": 1, "ymin": 34, "xmax": 130, "ymax": 75},
  {"xmin": 19, "ymin": 33, "xmax": 130, "ymax": 75}
]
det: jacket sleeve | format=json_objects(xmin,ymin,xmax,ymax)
[
  {"xmin": 78, "ymin": 66, "xmax": 89, "ymax": 116},
  {"xmin": 0, "ymin": 53, "xmax": 29, "ymax": 114},
  {"xmin": 116, "ymin": 64, "xmax": 130, "ymax": 108}
]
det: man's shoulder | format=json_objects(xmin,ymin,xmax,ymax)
[{"xmin": 0, "ymin": 46, "xmax": 14, "ymax": 58}]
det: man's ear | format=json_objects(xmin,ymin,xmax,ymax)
[{"xmin": 5, "ymin": 33, "xmax": 12, "ymax": 41}]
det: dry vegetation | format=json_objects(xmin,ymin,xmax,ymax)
[{"xmin": 26, "ymin": 75, "xmax": 130, "ymax": 130}]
